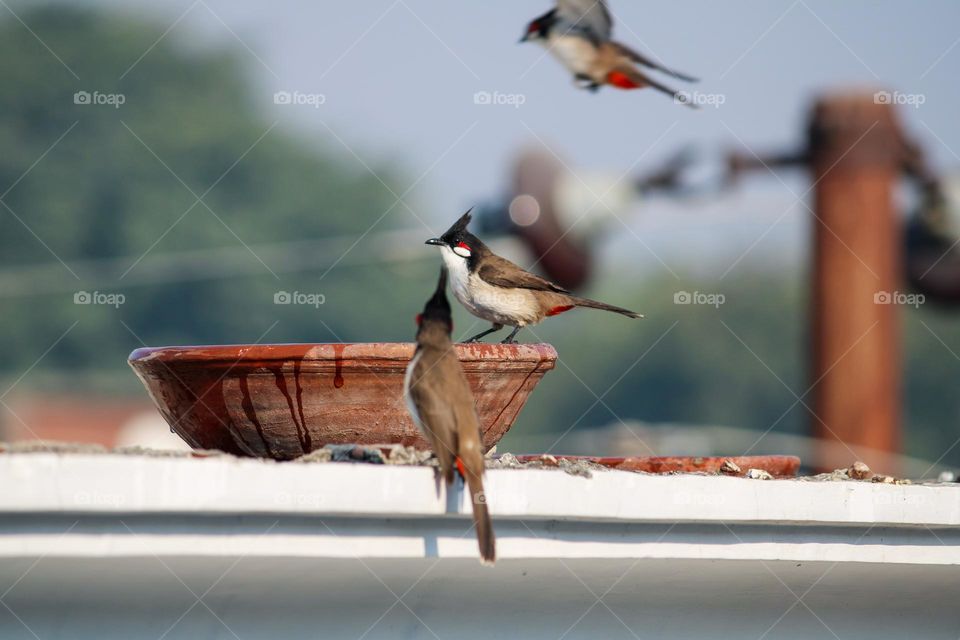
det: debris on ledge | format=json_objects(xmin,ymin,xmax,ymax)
[
  {"xmin": 488, "ymin": 452, "xmax": 606, "ymax": 478},
  {"xmin": 0, "ymin": 442, "xmax": 952, "ymax": 484},
  {"xmin": 800, "ymin": 460, "xmax": 914, "ymax": 485},
  {"xmin": 0, "ymin": 440, "xmax": 228, "ymax": 458}
]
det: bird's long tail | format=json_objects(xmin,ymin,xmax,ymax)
[
  {"xmin": 459, "ymin": 455, "xmax": 496, "ymax": 565},
  {"xmin": 572, "ymin": 296, "xmax": 644, "ymax": 319},
  {"xmin": 608, "ymin": 66, "xmax": 699, "ymax": 109}
]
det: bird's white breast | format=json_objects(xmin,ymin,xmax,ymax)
[
  {"xmin": 440, "ymin": 245, "xmax": 473, "ymax": 303},
  {"xmin": 545, "ymin": 34, "xmax": 597, "ymax": 76},
  {"xmin": 439, "ymin": 246, "xmax": 540, "ymax": 327}
]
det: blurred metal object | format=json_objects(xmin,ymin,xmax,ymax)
[
  {"xmin": 635, "ymin": 146, "xmax": 698, "ymax": 195},
  {"xmin": 807, "ymin": 92, "xmax": 905, "ymax": 474},
  {"xmin": 726, "ymin": 91, "xmax": 918, "ymax": 473},
  {"xmin": 509, "ymin": 148, "xmax": 594, "ymax": 289},
  {"xmin": 473, "ymin": 148, "xmax": 613, "ymax": 290},
  {"xmin": 473, "ymin": 145, "xmax": 699, "ymax": 290},
  {"xmin": 726, "ymin": 123, "xmax": 960, "ymax": 307},
  {"xmin": 725, "ymin": 148, "xmax": 807, "ymax": 184},
  {"xmin": 906, "ymin": 171, "xmax": 960, "ymax": 304}
]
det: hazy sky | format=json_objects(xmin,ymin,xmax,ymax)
[{"xmin": 80, "ymin": 0, "xmax": 960, "ymax": 272}]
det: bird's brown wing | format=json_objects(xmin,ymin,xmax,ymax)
[
  {"xmin": 410, "ymin": 346, "xmax": 496, "ymax": 564},
  {"xmin": 444, "ymin": 354, "xmax": 495, "ymax": 565},
  {"xmin": 609, "ymin": 42, "xmax": 698, "ymax": 82},
  {"xmin": 478, "ymin": 254, "xmax": 570, "ymax": 293},
  {"xmin": 556, "ymin": 0, "xmax": 612, "ymax": 42},
  {"xmin": 408, "ymin": 348, "xmax": 459, "ymax": 484}
]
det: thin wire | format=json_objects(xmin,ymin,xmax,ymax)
[{"xmin": 0, "ymin": 228, "xmax": 441, "ymax": 298}]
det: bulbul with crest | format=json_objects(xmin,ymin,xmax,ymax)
[
  {"xmin": 520, "ymin": 0, "xmax": 698, "ymax": 105},
  {"xmin": 426, "ymin": 211, "xmax": 642, "ymax": 344},
  {"xmin": 404, "ymin": 267, "xmax": 496, "ymax": 565}
]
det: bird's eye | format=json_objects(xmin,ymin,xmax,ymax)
[{"xmin": 453, "ymin": 242, "xmax": 472, "ymax": 258}]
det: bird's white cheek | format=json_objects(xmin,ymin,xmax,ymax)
[{"xmin": 453, "ymin": 246, "xmax": 471, "ymax": 259}]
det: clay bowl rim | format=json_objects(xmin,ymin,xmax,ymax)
[{"xmin": 128, "ymin": 342, "xmax": 559, "ymax": 368}]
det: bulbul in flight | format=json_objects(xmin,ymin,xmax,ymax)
[
  {"xmin": 426, "ymin": 211, "xmax": 642, "ymax": 344},
  {"xmin": 404, "ymin": 267, "xmax": 496, "ymax": 565},
  {"xmin": 520, "ymin": 0, "xmax": 697, "ymax": 105}
]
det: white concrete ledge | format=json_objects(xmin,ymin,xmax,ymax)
[
  {"xmin": 3, "ymin": 453, "xmax": 960, "ymax": 639},
  {"xmin": 2, "ymin": 453, "xmax": 958, "ymax": 527},
  {"xmin": 1, "ymin": 453, "xmax": 959, "ymax": 567}
]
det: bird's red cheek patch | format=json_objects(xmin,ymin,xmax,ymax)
[
  {"xmin": 547, "ymin": 305, "xmax": 575, "ymax": 317},
  {"xmin": 415, "ymin": 313, "xmax": 423, "ymax": 326},
  {"xmin": 607, "ymin": 71, "xmax": 641, "ymax": 90}
]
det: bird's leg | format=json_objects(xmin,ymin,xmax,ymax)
[
  {"xmin": 465, "ymin": 323, "xmax": 503, "ymax": 343},
  {"xmin": 574, "ymin": 74, "xmax": 600, "ymax": 92},
  {"xmin": 500, "ymin": 326, "xmax": 522, "ymax": 344}
]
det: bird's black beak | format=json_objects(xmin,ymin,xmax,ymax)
[
  {"xmin": 519, "ymin": 33, "xmax": 530, "ymax": 44},
  {"xmin": 425, "ymin": 238, "xmax": 443, "ymax": 246}
]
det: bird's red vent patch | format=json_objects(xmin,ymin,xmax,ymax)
[
  {"xmin": 547, "ymin": 305, "xmax": 575, "ymax": 317},
  {"xmin": 606, "ymin": 71, "xmax": 641, "ymax": 90}
]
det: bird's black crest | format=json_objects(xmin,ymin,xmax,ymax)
[
  {"xmin": 440, "ymin": 209, "xmax": 473, "ymax": 244},
  {"xmin": 420, "ymin": 266, "xmax": 452, "ymax": 327}
]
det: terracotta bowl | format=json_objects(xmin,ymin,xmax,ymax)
[{"xmin": 129, "ymin": 343, "xmax": 557, "ymax": 460}]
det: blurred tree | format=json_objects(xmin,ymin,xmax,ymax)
[{"xmin": 0, "ymin": 5, "xmax": 419, "ymax": 385}]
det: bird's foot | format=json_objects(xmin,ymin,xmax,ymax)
[
  {"xmin": 574, "ymin": 75, "xmax": 600, "ymax": 92},
  {"xmin": 464, "ymin": 325, "xmax": 503, "ymax": 343},
  {"xmin": 500, "ymin": 326, "xmax": 522, "ymax": 344},
  {"xmin": 464, "ymin": 337, "xmax": 484, "ymax": 344}
]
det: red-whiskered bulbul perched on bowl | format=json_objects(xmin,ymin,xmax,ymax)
[
  {"xmin": 520, "ymin": 0, "xmax": 698, "ymax": 106},
  {"xmin": 404, "ymin": 266, "xmax": 495, "ymax": 565},
  {"xmin": 426, "ymin": 210, "xmax": 642, "ymax": 344}
]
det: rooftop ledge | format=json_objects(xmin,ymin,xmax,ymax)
[{"xmin": 2, "ymin": 452, "xmax": 959, "ymax": 566}]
